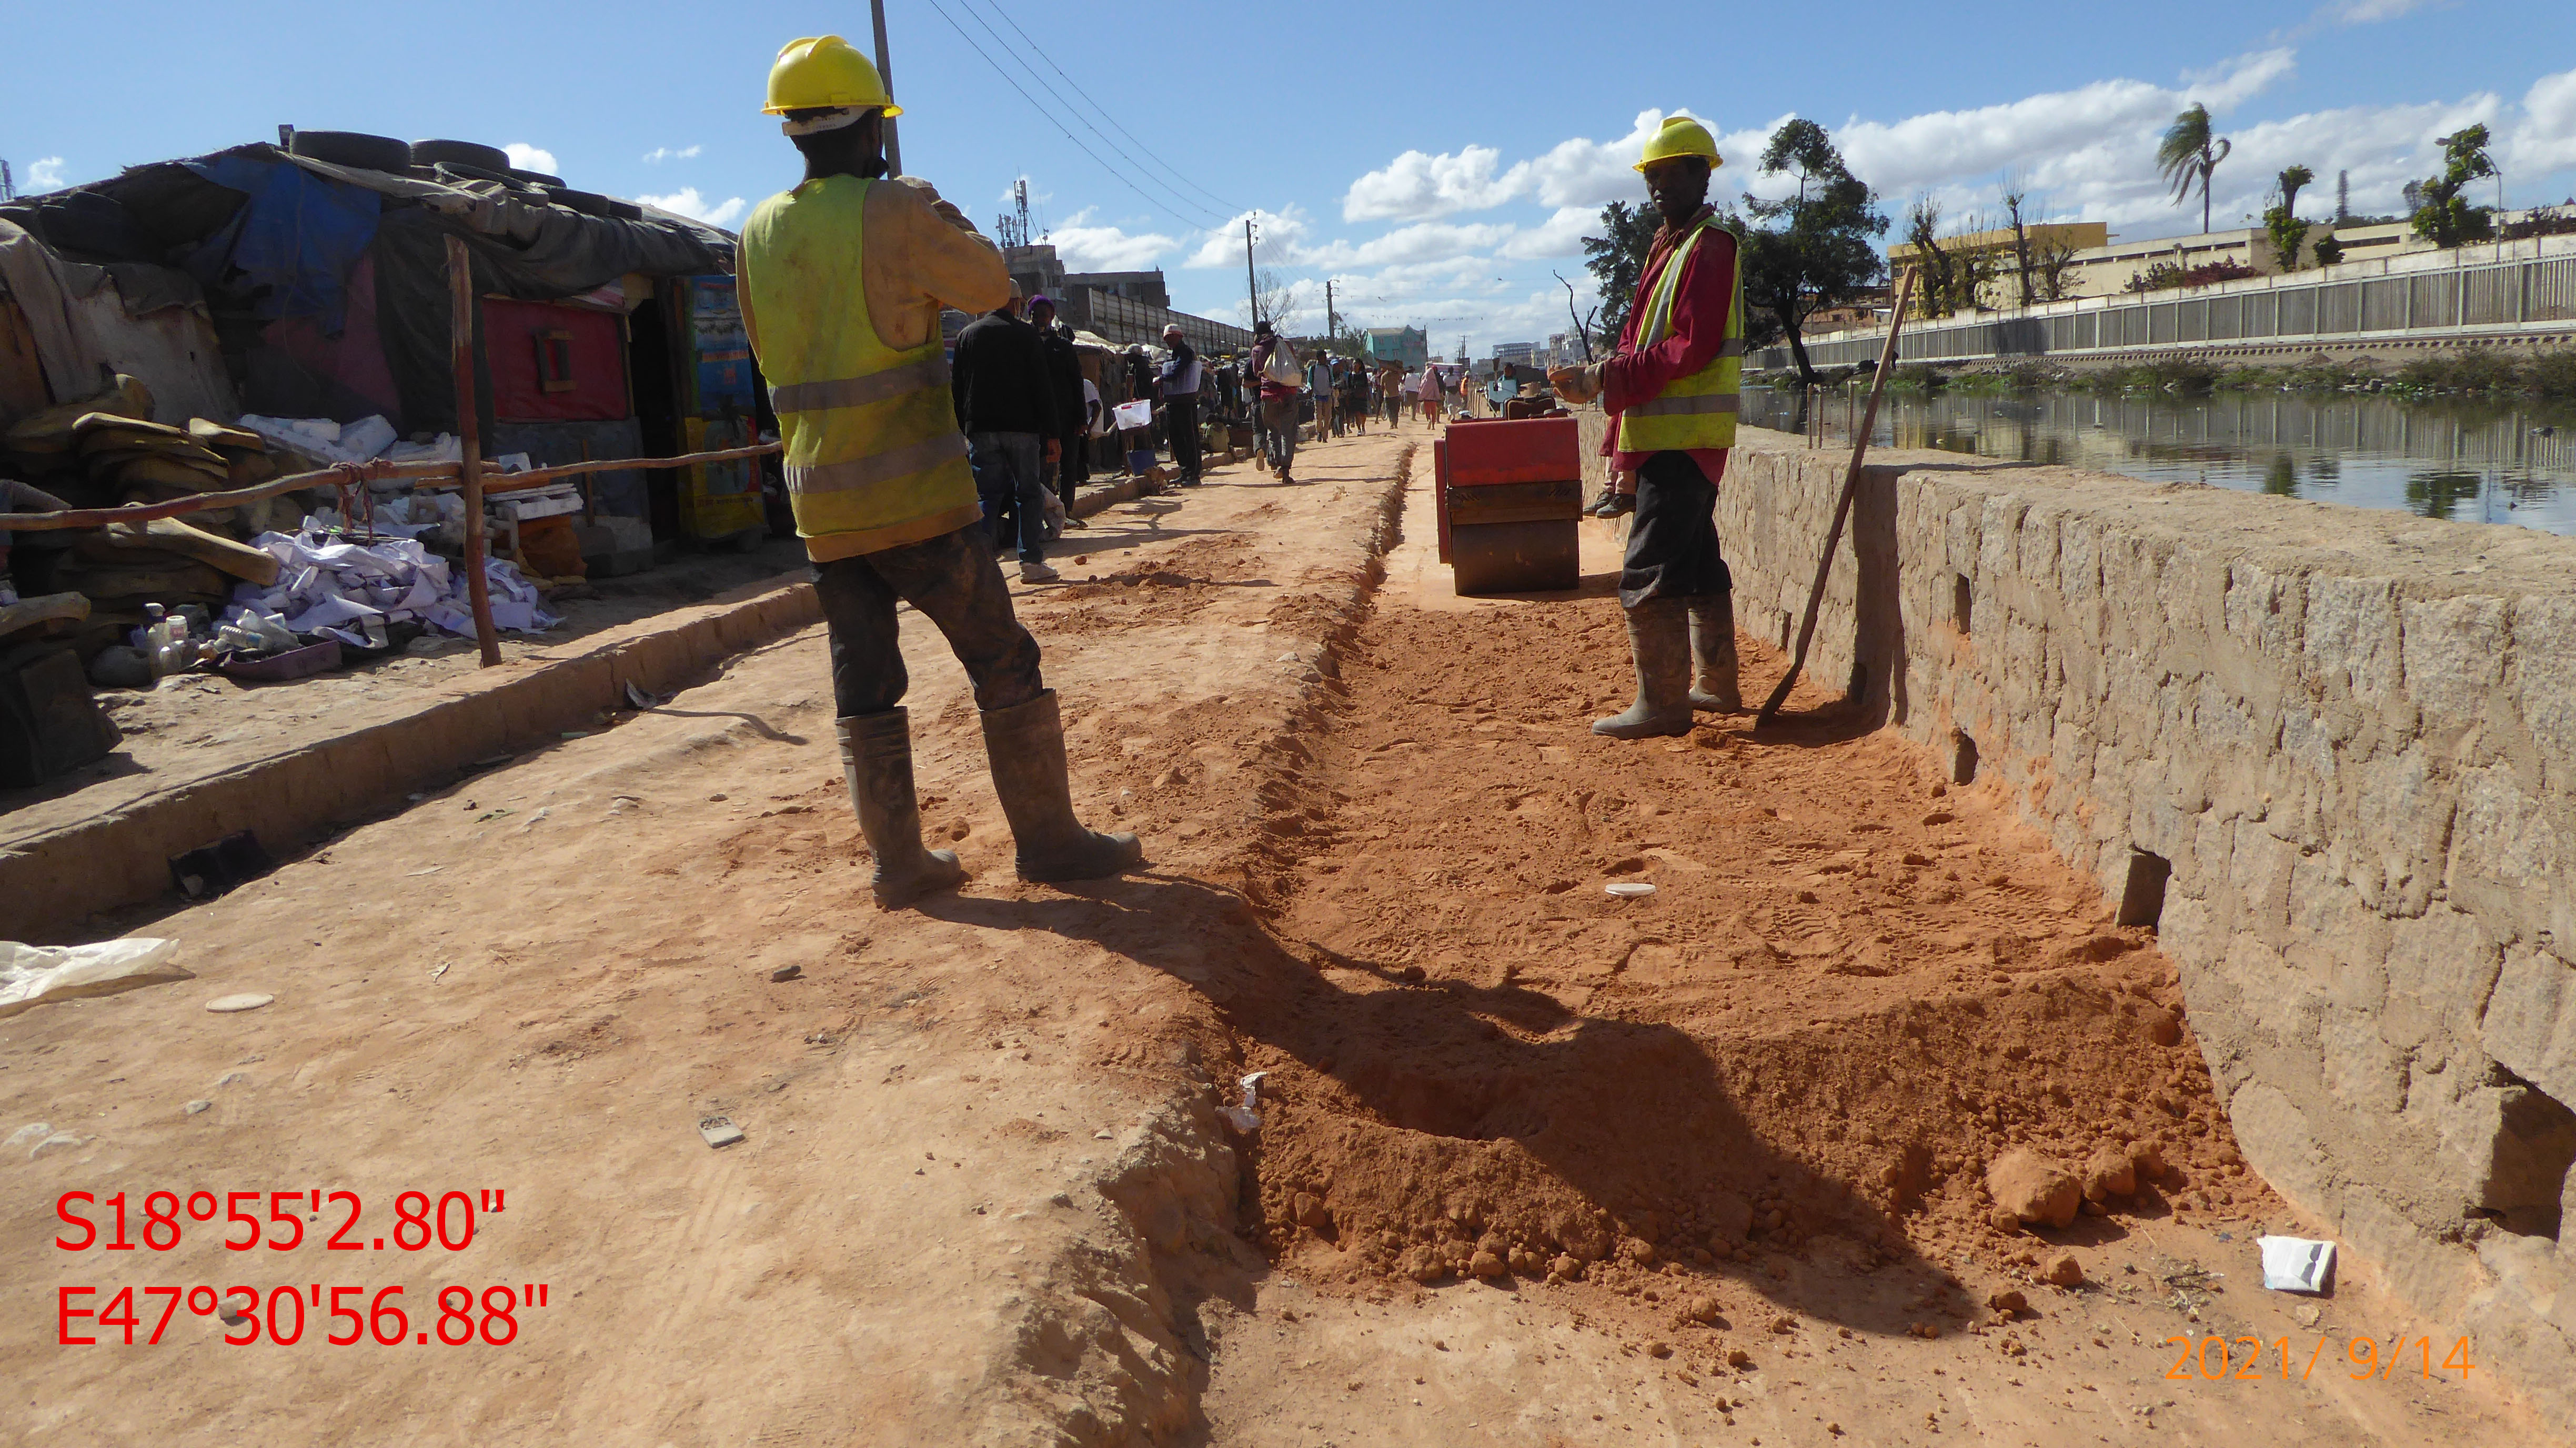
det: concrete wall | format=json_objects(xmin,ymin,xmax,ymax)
[{"xmin": 1704, "ymin": 425, "xmax": 2576, "ymax": 1425}]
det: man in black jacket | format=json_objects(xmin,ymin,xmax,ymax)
[
  {"xmin": 1158, "ymin": 323, "xmax": 1204, "ymax": 486},
  {"xmin": 952, "ymin": 287, "xmax": 1062, "ymax": 582},
  {"xmin": 1027, "ymin": 294, "xmax": 1089, "ymax": 512}
]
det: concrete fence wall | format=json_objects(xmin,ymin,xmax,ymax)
[{"xmin": 1706, "ymin": 426, "xmax": 2576, "ymax": 1424}]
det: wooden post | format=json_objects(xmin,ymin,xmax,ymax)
[
  {"xmin": 1756, "ymin": 265, "xmax": 1920, "ymax": 726},
  {"xmin": 446, "ymin": 235, "xmax": 502, "ymax": 667}
]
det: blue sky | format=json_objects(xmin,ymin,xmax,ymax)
[{"xmin": 6, "ymin": 1, "xmax": 2573, "ymax": 357}]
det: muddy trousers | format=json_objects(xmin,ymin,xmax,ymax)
[
  {"xmin": 813, "ymin": 525, "xmax": 1043, "ymax": 720},
  {"xmin": 1260, "ymin": 396, "xmax": 1300, "ymax": 476}
]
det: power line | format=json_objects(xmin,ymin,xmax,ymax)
[
  {"xmin": 918, "ymin": 0, "xmax": 1195, "ymax": 228},
  {"xmin": 936, "ymin": 0, "xmax": 1229, "ymax": 229},
  {"xmin": 963, "ymin": 0, "xmax": 1247, "ymax": 218}
]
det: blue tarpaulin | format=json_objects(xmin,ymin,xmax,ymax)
[{"xmin": 178, "ymin": 155, "xmax": 379, "ymax": 334}]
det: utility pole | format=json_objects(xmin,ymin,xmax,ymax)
[
  {"xmin": 0, "ymin": 160, "xmax": 13, "ymax": 202},
  {"xmin": 1325, "ymin": 280, "xmax": 1336, "ymax": 345},
  {"xmin": 1244, "ymin": 216, "xmax": 1260, "ymax": 327},
  {"xmin": 869, "ymin": 0, "xmax": 903, "ymax": 176}
]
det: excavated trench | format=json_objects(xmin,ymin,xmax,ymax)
[{"xmin": 1195, "ymin": 587, "xmax": 2274, "ymax": 1332}]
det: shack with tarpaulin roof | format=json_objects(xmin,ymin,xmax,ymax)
[{"xmin": 0, "ymin": 136, "xmax": 766, "ymax": 550}]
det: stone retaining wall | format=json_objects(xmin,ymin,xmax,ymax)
[{"xmin": 1699, "ymin": 424, "xmax": 2574, "ymax": 1424}]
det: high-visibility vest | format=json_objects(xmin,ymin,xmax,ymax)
[
  {"xmin": 1616, "ymin": 217, "xmax": 1743, "ymax": 453},
  {"xmin": 739, "ymin": 176, "xmax": 982, "ymax": 561}
]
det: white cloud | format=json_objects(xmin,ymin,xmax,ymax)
[
  {"xmin": 503, "ymin": 143, "xmax": 559, "ymax": 175},
  {"xmin": 1183, "ymin": 206, "xmax": 1315, "ymax": 269},
  {"xmin": 1343, "ymin": 145, "xmax": 1520, "ymax": 222},
  {"xmin": 2327, "ymin": 0, "xmax": 2429, "ymax": 22},
  {"xmin": 639, "ymin": 188, "xmax": 749, "ymax": 229},
  {"xmin": 642, "ymin": 145, "xmax": 703, "ymax": 164},
  {"xmin": 1049, "ymin": 209, "xmax": 1177, "ymax": 271},
  {"xmin": 1496, "ymin": 207, "xmax": 1599, "ymax": 261},
  {"xmin": 2512, "ymin": 67, "xmax": 2576, "ymax": 176},
  {"xmin": 25, "ymin": 156, "xmax": 67, "ymax": 191}
]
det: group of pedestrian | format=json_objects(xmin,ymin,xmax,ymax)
[{"xmin": 951, "ymin": 287, "xmax": 1075, "ymax": 583}]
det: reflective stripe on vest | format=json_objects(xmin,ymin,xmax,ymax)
[
  {"xmin": 740, "ymin": 176, "xmax": 978, "ymax": 552},
  {"xmin": 1618, "ymin": 218, "xmax": 1743, "ymax": 454}
]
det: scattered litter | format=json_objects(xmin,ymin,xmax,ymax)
[
  {"xmin": 205, "ymin": 993, "xmax": 275, "ymax": 1014},
  {"xmin": 169, "ymin": 830, "xmax": 273, "ymax": 899},
  {"xmin": 28, "ymin": 1133, "xmax": 85, "ymax": 1161},
  {"xmin": 185, "ymin": 1100, "xmax": 211, "ymax": 1115},
  {"xmin": 623, "ymin": 680, "xmax": 663, "ymax": 710},
  {"xmin": 406, "ymin": 866, "xmax": 443, "ymax": 877},
  {"xmin": 2, "ymin": 938, "xmax": 188, "ymax": 1019},
  {"xmin": 699, "ymin": 1117, "xmax": 746, "ymax": 1149},
  {"xmin": 515, "ymin": 807, "xmax": 551, "ymax": 833},
  {"xmin": 1220, "ymin": 1071, "xmax": 1270, "ymax": 1133},
  {"xmin": 5, "ymin": 1123, "xmax": 53, "ymax": 1152},
  {"xmin": 2259, "ymin": 1236, "xmax": 2336, "ymax": 1294},
  {"xmin": 429, "ymin": 963, "xmax": 450, "ymax": 981},
  {"xmin": 1606, "ymin": 882, "xmax": 1657, "ymax": 898},
  {"xmin": 769, "ymin": 964, "xmax": 802, "ymax": 983}
]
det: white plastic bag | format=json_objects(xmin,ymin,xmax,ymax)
[
  {"xmin": 1039, "ymin": 487, "xmax": 1066, "ymax": 540},
  {"xmin": 0, "ymin": 939, "xmax": 187, "ymax": 1018},
  {"xmin": 2259, "ymin": 1235, "xmax": 2336, "ymax": 1293},
  {"xmin": 1261, "ymin": 346, "xmax": 1302, "ymax": 388},
  {"xmin": 1111, "ymin": 398, "xmax": 1154, "ymax": 431}
]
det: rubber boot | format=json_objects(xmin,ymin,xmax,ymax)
[
  {"xmin": 1688, "ymin": 594, "xmax": 1744, "ymax": 713},
  {"xmin": 980, "ymin": 691, "xmax": 1145, "ymax": 882},
  {"xmin": 838, "ymin": 710, "xmax": 967, "ymax": 908},
  {"xmin": 1592, "ymin": 598, "xmax": 1694, "ymax": 739}
]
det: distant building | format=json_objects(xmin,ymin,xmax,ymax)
[
  {"xmin": 1364, "ymin": 325, "xmax": 1428, "ymax": 369},
  {"xmin": 1063, "ymin": 270, "xmax": 1169, "ymax": 307},
  {"xmin": 1490, "ymin": 341, "xmax": 1537, "ymax": 367},
  {"xmin": 1002, "ymin": 244, "xmax": 1066, "ymax": 304}
]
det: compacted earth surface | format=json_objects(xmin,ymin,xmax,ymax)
[{"xmin": 0, "ymin": 425, "xmax": 2555, "ymax": 1445}]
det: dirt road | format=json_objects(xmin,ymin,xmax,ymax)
[{"xmin": 1, "ymin": 424, "xmax": 2553, "ymax": 1446}]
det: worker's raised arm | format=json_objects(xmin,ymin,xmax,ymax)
[{"xmin": 873, "ymin": 176, "xmax": 1010, "ymax": 317}]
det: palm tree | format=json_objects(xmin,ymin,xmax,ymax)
[
  {"xmin": 2157, "ymin": 104, "xmax": 2234, "ymax": 234},
  {"xmin": 2277, "ymin": 164, "xmax": 2313, "ymax": 214}
]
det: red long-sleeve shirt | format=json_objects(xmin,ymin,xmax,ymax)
[{"xmin": 1601, "ymin": 212, "xmax": 1735, "ymax": 478}]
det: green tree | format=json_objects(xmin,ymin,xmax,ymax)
[
  {"xmin": 1740, "ymin": 118, "xmax": 1888, "ymax": 382},
  {"xmin": 2409, "ymin": 125, "xmax": 2498, "ymax": 247},
  {"xmin": 2265, "ymin": 164, "xmax": 2315, "ymax": 270},
  {"xmin": 2156, "ymin": 103, "xmax": 2233, "ymax": 234},
  {"xmin": 1904, "ymin": 196, "xmax": 1958, "ymax": 318},
  {"xmin": 1581, "ymin": 199, "xmax": 1658, "ymax": 343}
]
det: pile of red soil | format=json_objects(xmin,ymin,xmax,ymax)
[{"xmin": 1210, "ymin": 599, "xmax": 2273, "ymax": 1315}]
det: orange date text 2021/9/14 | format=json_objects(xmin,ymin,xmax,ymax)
[
  {"xmin": 2163, "ymin": 1333, "xmax": 2476, "ymax": 1383},
  {"xmin": 58, "ymin": 1283, "xmax": 552, "ymax": 1346}
]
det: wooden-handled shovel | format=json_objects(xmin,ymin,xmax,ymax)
[{"xmin": 1754, "ymin": 265, "xmax": 1919, "ymax": 727}]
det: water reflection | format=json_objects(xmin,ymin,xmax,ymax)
[{"xmin": 1745, "ymin": 387, "xmax": 2576, "ymax": 535}]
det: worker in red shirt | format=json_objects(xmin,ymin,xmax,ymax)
[{"xmin": 1550, "ymin": 115, "xmax": 1743, "ymax": 736}]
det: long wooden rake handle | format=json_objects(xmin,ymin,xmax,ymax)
[{"xmin": 1755, "ymin": 265, "xmax": 1919, "ymax": 726}]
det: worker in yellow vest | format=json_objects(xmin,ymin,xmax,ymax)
[
  {"xmin": 737, "ymin": 36, "xmax": 1140, "ymax": 906},
  {"xmin": 1549, "ymin": 115, "xmax": 1744, "ymax": 736}
]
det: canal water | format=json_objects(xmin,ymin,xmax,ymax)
[{"xmin": 1743, "ymin": 387, "xmax": 2576, "ymax": 536}]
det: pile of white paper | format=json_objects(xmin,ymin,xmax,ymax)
[{"xmin": 224, "ymin": 527, "xmax": 556, "ymax": 646}]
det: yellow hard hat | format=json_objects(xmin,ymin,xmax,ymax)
[
  {"xmin": 1635, "ymin": 115, "xmax": 1720, "ymax": 172},
  {"xmin": 765, "ymin": 35, "xmax": 902, "ymax": 117}
]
